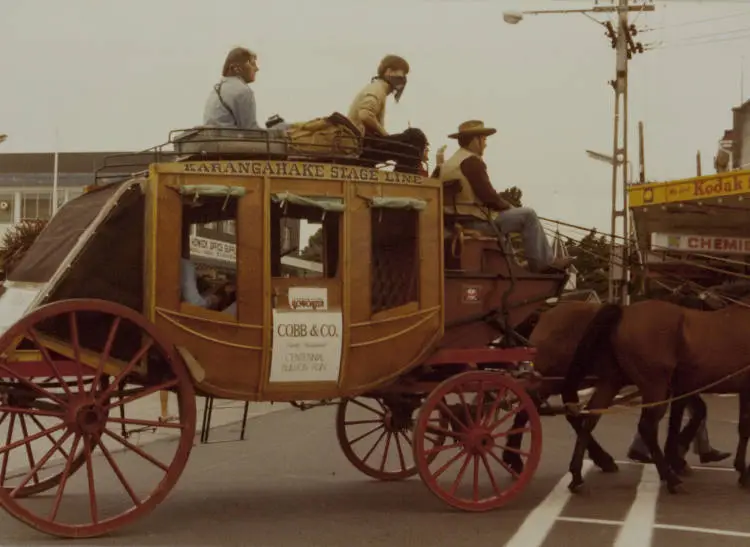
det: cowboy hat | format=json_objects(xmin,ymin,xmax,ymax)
[{"xmin": 448, "ymin": 120, "xmax": 497, "ymax": 139}]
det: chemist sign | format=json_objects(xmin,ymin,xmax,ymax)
[{"xmin": 269, "ymin": 309, "xmax": 343, "ymax": 383}]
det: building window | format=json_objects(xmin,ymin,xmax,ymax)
[
  {"xmin": 223, "ymin": 220, "xmax": 236, "ymax": 235},
  {"xmin": 21, "ymin": 193, "xmax": 52, "ymax": 221},
  {"xmin": 0, "ymin": 195, "xmax": 14, "ymax": 223}
]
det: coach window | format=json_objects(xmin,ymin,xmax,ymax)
[
  {"xmin": 179, "ymin": 185, "xmax": 241, "ymax": 318},
  {"xmin": 270, "ymin": 192, "xmax": 342, "ymax": 279},
  {"xmin": 370, "ymin": 197, "xmax": 424, "ymax": 315}
]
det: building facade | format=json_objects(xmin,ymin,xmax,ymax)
[{"xmin": 0, "ymin": 152, "xmax": 302, "ymax": 271}]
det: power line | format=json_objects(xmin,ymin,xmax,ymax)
[
  {"xmin": 646, "ymin": 30, "xmax": 750, "ymax": 49},
  {"xmin": 640, "ymin": 8, "xmax": 750, "ymax": 31}
]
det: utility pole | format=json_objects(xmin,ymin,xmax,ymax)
[{"xmin": 606, "ymin": 0, "xmax": 648, "ymax": 305}]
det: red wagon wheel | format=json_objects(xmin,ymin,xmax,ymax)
[
  {"xmin": 0, "ymin": 299, "xmax": 197, "ymax": 539},
  {"xmin": 336, "ymin": 396, "xmax": 448, "ymax": 481},
  {"xmin": 413, "ymin": 370, "xmax": 542, "ymax": 512}
]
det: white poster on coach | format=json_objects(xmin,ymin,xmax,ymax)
[{"xmin": 269, "ymin": 309, "xmax": 343, "ymax": 383}]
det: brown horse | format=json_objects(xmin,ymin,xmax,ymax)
[
  {"xmin": 501, "ymin": 299, "xmax": 706, "ymax": 489},
  {"xmin": 567, "ymin": 284, "xmax": 750, "ymax": 494},
  {"xmin": 501, "ymin": 301, "xmax": 624, "ymax": 476}
]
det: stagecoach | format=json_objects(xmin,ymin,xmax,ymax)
[{"xmin": 0, "ymin": 123, "xmax": 568, "ymax": 538}]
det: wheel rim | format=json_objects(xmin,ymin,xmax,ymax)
[
  {"xmin": 413, "ymin": 371, "xmax": 542, "ymax": 511},
  {"xmin": 0, "ymin": 299, "xmax": 197, "ymax": 538},
  {"xmin": 336, "ymin": 396, "xmax": 447, "ymax": 481}
]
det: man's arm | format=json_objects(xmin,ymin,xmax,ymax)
[
  {"xmin": 234, "ymin": 86, "xmax": 263, "ymax": 131},
  {"xmin": 357, "ymin": 93, "xmax": 388, "ymax": 136},
  {"xmin": 460, "ymin": 156, "xmax": 512, "ymax": 211}
]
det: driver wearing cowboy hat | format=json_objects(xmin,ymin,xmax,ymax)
[{"xmin": 435, "ymin": 120, "xmax": 573, "ymax": 273}]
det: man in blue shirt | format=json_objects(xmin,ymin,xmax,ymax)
[{"xmin": 203, "ymin": 47, "xmax": 287, "ymax": 136}]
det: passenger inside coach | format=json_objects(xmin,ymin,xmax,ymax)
[{"xmin": 179, "ymin": 211, "xmax": 238, "ymax": 316}]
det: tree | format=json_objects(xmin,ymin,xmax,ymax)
[
  {"xmin": 299, "ymin": 226, "xmax": 323, "ymax": 262},
  {"xmin": 564, "ymin": 228, "xmax": 610, "ymax": 296},
  {"xmin": 0, "ymin": 219, "xmax": 48, "ymax": 279}
]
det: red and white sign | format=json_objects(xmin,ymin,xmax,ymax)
[{"xmin": 651, "ymin": 232, "xmax": 750, "ymax": 255}]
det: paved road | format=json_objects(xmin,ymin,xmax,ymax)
[{"xmin": 0, "ymin": 395, "xmax": 748, "ymax": 547}]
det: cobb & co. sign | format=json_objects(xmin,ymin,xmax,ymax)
[
  {"xmin": 651, "ymin": 232, "xmax": 750, "ymax": 255},
  {"xmin": 269, "ymin": 309, "xmax": 343, "ymax": 383},
  {"xmin": 190, "ymin": 236, "xmax": 236, "ymax": 262}
]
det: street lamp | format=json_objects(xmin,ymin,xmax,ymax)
[
  {"xmin": 502, "ymin": 4, "xmax": 653, "ymax": 25},
  {"xmin": 503, "ymin": 1, "xmax": 654, "ymax": 305}
]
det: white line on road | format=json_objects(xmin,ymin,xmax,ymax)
[
  {"xmin": 614, "ymin": 459, "xmax": 735, "ymax": 473},
  {"xmin": 557, "ymin": 516, "xmax": 623, "ymax": 526},
  {"xmin": 504, "ymin": 459, "xmax": 594, "ymax": 547},
  {"xmin": 613, "ymin": 463, "xmax": 660, "ymax": 547},
  {"xmin": 654, "ymin": 523, "xmax": 750, "ymax": 538}
]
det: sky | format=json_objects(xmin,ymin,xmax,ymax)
[{"xmin": 1, "ymin": 0, "xmax": 750, "ymax": 242}]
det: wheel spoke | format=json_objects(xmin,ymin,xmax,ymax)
[
  {"xmin": 0, "ymin": 422, "xmax": 67, "ymax": 456},
  {"xmin": 18, "ymin": 415, "xmax": 40, "ymax": 486},
  {"xmin": 492, "ymin": 427, "xmax": 532, "ymax": 438},
  {"xmin": 10, "ymin": 430, "xmax": 73, "ymax": 497},
  {"xmin": 92, "ymin": 317, "xmax": 121, "ymax": 395},
  {"xmin": 349, "ymin": 398, "xmax": 384, "ymax": 417},
  {"xmin": 481, "ymin": 386, "xmax": 507, "ymax": 427},
  {"xmin": 474, "ymin": 385, "xmax": 485, "ymax": 424},
  {"xmin": 486, "ymin": 400, "xmax": 523, "ymax": 431},
  {"xmin": 453, "ymin": 386, "xmax": 474, "ymax": 427},
  {"xmin": 361, "ymin": 429, "xmax": 387, "ymax": 465},
  {"xmin": 486, "ymin": 447, "xmax": 521, "ymax": 480},
  {"xmin": 68, "ymin": 312, "xmax": 85, "ymax": 393},
  {"xmin": 1, "ymin": 413, "xmax": 15, "ymax": 483},
  {"xmin": 432, "ymin": 447, "xmax": 467, "ymax": 480},
  {"xmin": 495, "ymin": 444, "xmax": 531, "ymax": 458},
  {"xmin": 105, "ymin": 379, "xmax": 179, "ymax": 410},
  {"xmin": 102, "ymin": 428, "xmax": 169, "ymax": 472},
  {"xmin": 379, "ymin": 432, "xmax": 392, "ymax": 472},
  {"xmin": 394, "ymin": 431, "xmax": 407, "ymax": 472},
  {"xmin": 449, "ymin": 453, "xmax": 472, "ymax": 495},
  {"xmin": 84, "ymin": 436, "xmax": 98, "ymax": 524},
  {"xmin": 26, "ymin": 328, "xmax": 74, "ymax": 399},
  {"xmin": 97, "ymin": 339, "xmax": 153, "ymax": 404},
  {"xmin": 348, "ymin": 423, "xmax": 384, "ymax": 446},
  {"xmin": 480, "ymin": 452, "xmax": 503, "ymax": 496},
  {"xmin": 437, "ymin": 400, "xmax": 466, "ymax": 432},
  {"xmin": 344, "ymin": 419, "xmax": 383, "ymax": 426},
  {"xmin": 0, "ymin": 405, "xmax": 64, "ymax": 419},
  {"xmin": 49, "ymin": 433, "xmax": 81, "ymax": 522},
  {"xmin": 425, "ymin": 424, "xmax": 461, "ymax": 440},
  {"xmin": 425, "ymin": 441, "xmax": 462, "ymax": 456},
  {"xmin": 0, "ymin": 363, "xmax": 66, "ymax": 406},
  {"xmin": 472, "ymin": 454, "xmax": 480, "ymax": 501},
  {"xmin": 97, "ymin": 440, "xmax": 141, "ymax": 507},
  {"xmin": 29, "ymin": 414, "xmax": 71, "ymax": 459}
]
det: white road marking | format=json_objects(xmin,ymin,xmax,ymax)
[
  {"xmin": 654, "ymin": 524, "xmax": 750, "ymax": 538},
  {"xmin": 557, "ymin": 516, "xmax": 623, "ymax": 526},
  {"xmin": 614, "ymin": 459, "xmax": 735, "ymax": 473},
  {"xmin": 505, "ymin": 459, "xmax": 594, "ymax": 547},
  {"xmin": 613, "ymin": 464, "xmax": 660, "ymax": 547}
]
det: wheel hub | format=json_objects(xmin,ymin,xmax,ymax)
[
  {"xmin": 464, "ymin": 428, "xmax": 495, "ymax": 455},
  {"xmin": 66, "ymin": 399, "xmax": 107, "ymax": 435}
]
